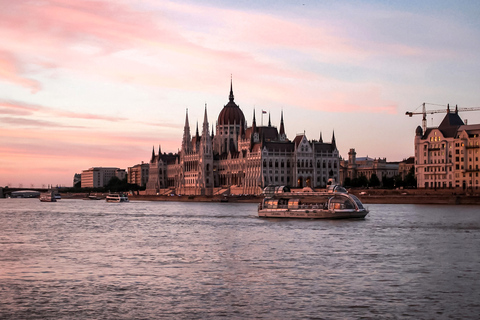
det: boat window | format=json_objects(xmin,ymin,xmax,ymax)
[
  {"xmin": 288, "ymin": 199, "xmax": 300, "ymax": 209},
  {"xmin": 329, "ymin": 196, "xmax": 355, "ymax": 210},
  {"xmin": 349, "ymin": 195, "xmax": 365, "ymax": 209},
  {"xmin": 265, "ymin": 199, "xmax": 279, "ymax": 209}
]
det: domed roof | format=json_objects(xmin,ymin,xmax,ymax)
[
  {"xmin": 217, "ymin": 81, "xmax": 245, "ymax": 126},
  {"xmin": 415, "ymin": 125, "xmax": 423, "ymax": 136}
]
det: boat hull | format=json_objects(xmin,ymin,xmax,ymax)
[
  {"xmin": 258, "ymin": 208, "xmax": 368, "ymax": 219},
  {"xmin": 105, "ymin": 194, "xmax": 129, "ymax": 203}
]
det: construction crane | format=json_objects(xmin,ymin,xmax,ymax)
[{"xmin": 405, "ymin": 102, "xmax": 480, "ymax": 132}]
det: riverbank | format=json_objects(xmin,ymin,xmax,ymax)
[{"xmin": 60, "ymin": 189, "xmax": 480, "ymax": 205}]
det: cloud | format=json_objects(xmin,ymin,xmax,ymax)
[
  {"xmin": 0, "ymin": 51, "xmax": 41, "ymax": 92},
  {"xmin": 0, "ymin": 99, "xmax": 128, "ymax": 122}
]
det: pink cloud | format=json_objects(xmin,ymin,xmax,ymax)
[
  {"xmin": 0, "ymin": 99, "xmax": 127, "ymax": 122},
  {"xmin": 0, "ymin": 51, "xmax": 41, "ymax": 92}
]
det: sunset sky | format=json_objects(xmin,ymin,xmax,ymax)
[{"xmin": 1, "ymin": 0, "xmax": 480, "ymax": 187}]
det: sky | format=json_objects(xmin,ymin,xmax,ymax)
[{"xmin": 1, "ymin": 0, "xmax": 480, "ymax": 187}]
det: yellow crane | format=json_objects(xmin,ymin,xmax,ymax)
[{"xmin": 405, "ymin": 102, "xmax": 480, "ymax": 132}]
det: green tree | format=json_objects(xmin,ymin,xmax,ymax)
[
  {"xmin": 404, "ymin": 166, "xmax": 417, "ymax": 188},
  {"xmin": 369, "ymin": 174, "xmax": 380, "ymax": 187},
  {"xmin": 357, "ymin": 174, "xmax": 369, "ymax": 188}
]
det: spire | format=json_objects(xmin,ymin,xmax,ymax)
[
  {"xmin": 195, "ymin": 121, "xmax": 200, "ymax": 139},
  {"xmin": 268, "ymin": 112, "xmax": 271, "ymax": 127},
  {"xmin": 229, "ymin": 75, "xmax": 234, "ymax": 102},
  {"xmin": 319, "ymin": 131, "xmax": 323, "ymax": 143},
  {"xmin": 182, "ymin": 109, "xmax": 192, "ymax": 153},
  {"xmin": 252, "ymin": 109, "xmax": 256, "ymax": 128},
  {"xmin": 203, "ymin": 104, "xmax": 209, "ymax": 134},
  {"xmin": 211, "ymin": 125, "xmax": 214, "ymax": 139},
  {"xmin": 158, "ymin": 145, "xmax": 161, "ymax": 155},
  {"xmin": 331, "ymin": 130, "xmax": 336, "ymax": 150},
  {"xmin": 279, "ymin": 110, "xmax": 285, "ymax": 135},
  {"xmin": 150, "ymin": 146, "xmax": 155, "ymax": 162},
  {"xmin": 455, "ymin": 104, "xmax": 458, "ymax": 114}
]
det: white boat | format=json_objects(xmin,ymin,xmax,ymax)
[
  {"xmin": 39, "ymin": 191, "xmax": 57, "ymax": 202},
  {"xmin": 106, "ymin": 193, "xmax": 129, "ymax": 203},
  {"xmin": 258, "ymin": 184, "xmax": 368, "ymax": 219}
]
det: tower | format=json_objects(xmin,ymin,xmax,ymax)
[
  {"xmin": 181, "ymin": 109, "xmax": 192, "ymax": 154},
  {"xmin": 199, "ymin": 105, "xmax": 214, "ymax": 194}
]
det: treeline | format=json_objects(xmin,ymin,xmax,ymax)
[
  {"xmin": 344, "ymin": 167, "xmax": 416, "ymax": 189},
  {"xmin": 69, "ymin": 177, "xmax": 145, "ymax": 193}
]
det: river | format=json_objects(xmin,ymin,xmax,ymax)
[{"xmin": 1, "ymin": 199, "xmax": 479, "ymax": 319}]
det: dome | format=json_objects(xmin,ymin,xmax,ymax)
[
  {"xmin": 217, "ymin": 81, "xmax": 245, "ymax": 126},
  {"xmin": 415, "ymin": 125, "xmax": 423, "ymax": 136}
]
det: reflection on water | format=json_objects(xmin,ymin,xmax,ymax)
[{"xmin": 1, "ymin": 199, "xmax": 479, "ymax": 319}]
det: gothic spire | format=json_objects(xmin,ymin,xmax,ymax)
[
  {"xmin": 279, "ymin": 110, "xmax": 285, "ymax": 135},
  {"xmin": 182, "ymin": 109, "xmax": 192, "ymax": 153},
  {"xmin": 229, "ymin": 75, "xmax": 234, "ymax": 102},
  {"xmin": 203, "ymin": 104, "xmax": 209, "ymax": 134},
  {"xmin": 331, "ymin": 130, "xmax": 336, "ymax": 150},
  {"xmin": 268, "ymin": 112, "xmax": 271, "ymax": 127},
  {"xmin": 319, "ymin": 131, "xmax": 323, "ymax": 143},
  {"xmin": 150, "ymin": 145, "xmax": 155, "ymax": 163}
]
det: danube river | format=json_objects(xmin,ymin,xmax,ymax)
[{"xmin": 1, "ymin": 199, "xmax": 479, "ymax": 319}]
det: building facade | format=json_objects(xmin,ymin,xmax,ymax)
[
  {"xmin": 81, "ymin": 167, "xmax": 127, "ymax": 188},
  {"xmin": 414, "ymin": 106, "xmax": 480, "ymax": 189},
  {"xmin": 145, "ymin": 81, "xmax": 340, "ymax": 195},
  {"xmin": 127, "ymin": 162, "xmax": 150, "ymax": 187},
  {"xmin": 340, "ymin": 148, "xmax": 399, "ymax": 186}
]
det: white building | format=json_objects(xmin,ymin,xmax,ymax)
[
  {"xmin": 81, "ymin": 167, "xmax": 126, "ymax": 188},
  {"xmin": 414, "ymin": 105, "xmax": 480, "ymax": 189}
]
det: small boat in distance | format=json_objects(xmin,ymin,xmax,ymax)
[
  {"xmin": 39, "ymin": 190, "xmax": 57, "ymax": 202},
  {"xmin": 83, "ymin": 193, "xmax": 103, "ymax": 200},
  {"xmin": 258, "ymin": 181, "xmax": 368, "ymax": 219},
  {"xmin": 106, "ymin": 193, "xmax": 129, "ymax": 203}
]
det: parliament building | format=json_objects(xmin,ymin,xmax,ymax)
[{"xmin": 145, "ymin": 81, "xmax": 340, "ymax": 195}]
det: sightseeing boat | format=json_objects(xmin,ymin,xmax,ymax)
[
  {"xmin": 39, "ymin": 191, "xmax": 57, "ymax": 202},
  {"xmin": 258, "ymin": 183, "xmax": 368, "ymax": 219},
  {"xmin": 105, "ymin": 193, "xmax": 129, "ymax": 203}
]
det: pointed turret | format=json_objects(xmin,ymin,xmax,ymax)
[
  {"xmin": 150, "ymin": 146, "xmax": 155, "ymax": 163},
  {"xmin": 331, "ymin": 130, "xmax": 336, "ymax": 150},
  {"xmin": 182, "ymin": 109, "xmax": 192, "ymax": 153},
  {"xmin": 158, "ymin": 145, "xmax": 161, "ymax": 155},
  {"xmin": 203, "ymin": 104, "xmax": 209, "ymax": 134},
  {"xmin": 319, "ymin": 132, "xmax": 323, "ymax": 143},
  {"xmin": 268, "ymin": 112, "xmax": 271, "ymax": 127},
  {"xmin": 252, "ymin": 109, "xmax": 257, "ymax": 131},
  {"xmin": 279, "ymin": 110, "xmax": 285, "ymax": 134}
]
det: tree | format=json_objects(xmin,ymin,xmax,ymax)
[
  {"xmin": 344, "ymin": 177, "xmax": 352, "ymax": 187},
  {"xmin": 357, "ymin": 175, "xmax": 369, "ymax": 188},
  {"xmin": 369, "ymin": 174, "xmax": 380, "ymax": 187},
  {"xmin": 404, "ymin": 166, "xmax": 417, "ymax": 188},
  {"xmin": 382, "ymin": 175, "xmax": 395, "ymax": 189}
]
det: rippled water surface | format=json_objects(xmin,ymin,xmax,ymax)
[{"xmin": 1, "ymin": 199, "xmax": 480, "ymax": 319}]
